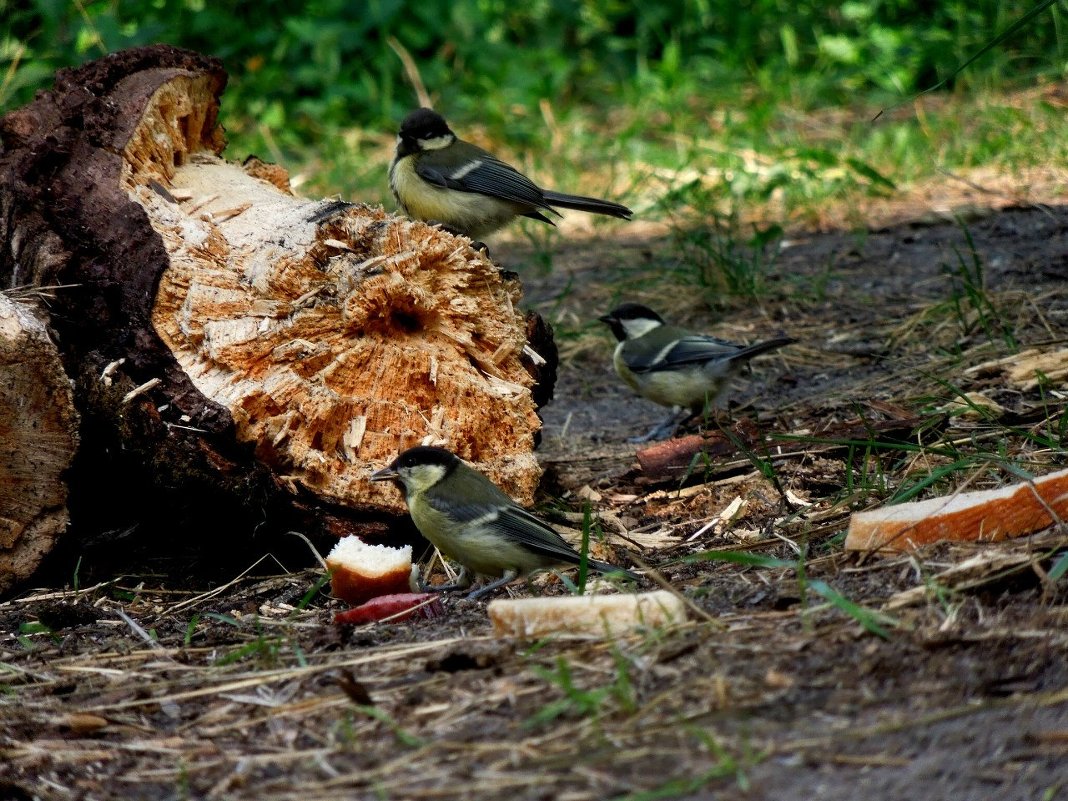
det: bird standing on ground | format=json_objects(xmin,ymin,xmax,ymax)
[
  {"xmin": 599, "ymin": 302, "xmax": 795, "ymax": 441},
  {"xmin": 370, "ymin": 446, "xmax": 638, "ymax": 600},
  {"xmin": 389, "ymin": 108, "xmax": 632, "ymax": 240}
]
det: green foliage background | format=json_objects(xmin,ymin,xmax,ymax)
[
  {"xmin": 2, "ymin": 1, "xmax": 1066, "ymax": 221},
  {"xmin": 4, "ymin": 1, "xmax": 1066, "ymax": 141}
]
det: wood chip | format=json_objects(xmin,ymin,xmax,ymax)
[
  {"xmin": 59, "ymin": 713, "xmax": 109, "ymax": 735},
  {"xmin": 885, "ymin": 550, "xmax": 1036, "ymax": 609},
  {"xmin": 965, "ymin": 347, "xmax": 1068, "ymax": 390}
]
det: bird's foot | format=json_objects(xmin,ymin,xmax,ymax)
[
  {"xmin": 419, "ymin": 581, "xmax": 469, "ymax": 594},
  {"xmin": 434, "ymin": 225, "xmax": 490, "ymax": 257},
  {"xmin": 629, "ymin": 411, "xmax": 684, "ymax": 443},
  {"xmin": 465, "ymin": 569, "xmax": 518, "ymax": 601},
  {"xmin": 418, "ymin": 567, "xmax": 472, "ymax": 595}
]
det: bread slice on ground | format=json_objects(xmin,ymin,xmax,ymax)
[
  {"xmin": 845, "ymin": 466, "xmax": 1068, "ymax": 552},
  {"xmin": 488, "ymin": 590, "xmax": 686, "ymax": 638}
]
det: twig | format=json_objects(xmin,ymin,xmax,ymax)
[
  {"xmin": 387, "ymin": 36, "xmax": 432, "ymax": 108},
  {"xmin": 115, "ymin": 609, "xmax": 166, "ymax": 652},
  {"xmin": 287, "ymin": 531, "xmax": 328, "ymax": 570}
]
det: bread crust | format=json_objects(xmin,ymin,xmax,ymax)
[
  {"xmin": 845, "ymin": 467, "xmax": 1068, "ymax": 552},
  {"xmin": 326, "ymin": 537, "xmax": 414, "ymax": 603}
]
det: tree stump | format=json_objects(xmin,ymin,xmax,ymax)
[{"xmin": 0, "ymin": 45, "xmax": 555, "ymax": 581}]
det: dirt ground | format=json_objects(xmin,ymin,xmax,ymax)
[{"xmin": 2, "ymin": 183, "xmax": 1068, "ymax": 800}]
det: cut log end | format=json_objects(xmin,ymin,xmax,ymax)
[
  {"xmin": 124, "ymin": 65, "xmax": 546, "ymax": 512},
  {"xmin": 120, "ymin": 71, "xmax": 227, "ymax": 189}
]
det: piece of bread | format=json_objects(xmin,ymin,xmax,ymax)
[
  {"xmin": 326, "ymin": 536, "xmax": 415, "ymax": 604},
  {"xmin": 488, "ymin": 590, "xmax": 686, "ymax": 638},
  {"xmin": 845, "ymin": 466, "xmax": 1068, "ymax": 552}
]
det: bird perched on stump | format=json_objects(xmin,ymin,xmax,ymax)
[
  {"xmin": 389, "ymin": 108, "xmax": 632, "ymax": 240},
  {"xmin": 371, "ymin": 446, "xmax": 639, "ymax": 600},
  {"xmin": 599, "ymin": 302, "xmax": 795, "ymax": 441}
]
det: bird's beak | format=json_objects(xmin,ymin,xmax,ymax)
[
  {"xmin": 598, "ymin": 314, "xmax": 614, "ymax": 324},
  {"xmin": 370, "ymin": 465, "xmax": 399, "ymax": 482}
]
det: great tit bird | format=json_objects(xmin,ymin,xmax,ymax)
[
  {"xmin": 389, "ymin": 108, "xmax": 633, "ymax": 240},
  {"xmin": 370, "ymin": 446, "xmax": 638, "ymax": 600},
  {"xmin": 599, "ymin": 302, "xmax": 795, "ymax": 441}
]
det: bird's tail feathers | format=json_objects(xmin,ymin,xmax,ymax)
[
  {"xmin": 521, "ymin": 209, "xmax": 559, "ymax": 226},
  {"xmin": 541, "ymin": 190, "xmax": 632, "ymax": 220},
  {"xmin": 587, "ymin": 559, "xmax": 641, "ymax": 583},
  {"xmin": 728, "ymin": 336, "xmax": 796, "ymax": 364}
]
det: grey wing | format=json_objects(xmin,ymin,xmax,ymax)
[
  {"xmin": 412, "ymin": 161, "xmax": 451, "ymax": 189},
  {"xmin": 493, "ymin": 507, "xmax": 637, "ymax": 577},
  {"xmin": 648, "ymin": 335, "xmax": 795, "ymax": 373},
  {"xmin": 658, "ymin": 335, "xmax": 745, "ymax": 368},
  {"xmin": 417, "ymin": 155, "xmax": 552, "ymax": 210},
  {"xmin": 625, "ymin": 332, "xmax": 741, "ymax": 374},
  {"xmin": 425, "ymin": 493, "xmax": 581, "ymax": 564},
  {"xmin": 489, "ymin": 505, "xmax": 584, "ymax": 564}
]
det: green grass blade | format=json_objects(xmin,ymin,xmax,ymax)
[
  {"xmin": 808, "ymin": 580, "xmax": 894, "ymax": 639},
  {"xmin": 1047, "ymin": 552, "xmax": 1068, "ymax": 583},
  {"xmin": 686, "ymin": 551, "xmax": 794, "ymax": 569}
]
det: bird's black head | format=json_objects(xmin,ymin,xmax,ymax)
[
  {"xmin": 396, "ymin": 108, "xmax": 455, "ymax": 157},
  {"xmin": 598, "ymin": 302, "xmax": 664, "ymax": 342},
  {"xmin": 392, "ymin": 445, "xmax": 459, "ymax": 471},
  {"xmin": 370, "ymin": 445, "xmax": 460, "ymax": 490}
]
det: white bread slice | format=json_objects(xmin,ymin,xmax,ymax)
[
  {"xmin": 326, "ymin": 536, "xmax": 414, "ymax": 604},
  {"xmin": 488, "ymin": 590, "xmax": 686, "ymax": 638},
  {"xmin": 845, "ymin": 466, "xmax": 1068, "ymax": 552}
]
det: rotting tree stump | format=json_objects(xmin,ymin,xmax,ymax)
[{"xmin": 0, "ymin": 45, "xmax": 556, "ymax": 588}]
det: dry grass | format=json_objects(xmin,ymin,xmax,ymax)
[{"xmin": 3, "ymin": 535, "xmax": 1066, "ymax": 800}]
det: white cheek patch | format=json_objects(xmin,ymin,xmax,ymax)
[
  {"xmin": 405, "ymin": 463, "xmax": 448, "ymax": 492},
  {"xmin": 417, "ymin": 134, "xmax": 454, "ymax": 151},
  {"xmin": 449, "ymin": 160, "xmax": 482, "ymax": 180},
  {"xmin": 621, "ymin": 318, "xmax": 662, "ymax": 339}
]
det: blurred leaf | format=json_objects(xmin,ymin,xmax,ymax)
[
  {"xmin": 1048, "ymin": 551, "xmax": 1068, "ymax": 583},
  {"xmin": 818, "ymin": 34, "xmax": 861, "ymax": 64},
  {"xmin": 846, "ymin": 157, "xmax": 897, "ymax": 190}
]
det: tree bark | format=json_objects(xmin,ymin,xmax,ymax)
[{"xmin": 0, "ymin": 45, "xmax": 555, "ymax": 578}]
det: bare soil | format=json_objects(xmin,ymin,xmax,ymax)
[{"xmin": 2, "ymin": 190, "xmax": 1068, "ymax": 800}]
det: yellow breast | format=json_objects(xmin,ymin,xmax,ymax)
[{"xmin": 389, "ymin": 156, "xmax": 519, "ymax": 238}]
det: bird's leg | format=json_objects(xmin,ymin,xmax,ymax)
[
  {"xmin": 420, "ymin": 566, "xmax": 473, "ymax": 594},
  {"xmin": 466, "ymin": 569, "xmax": 519, "ymax": 601},
  {"xmin": 629, "ymin": 407, "xmax": 685, "ymax": 443},
  {"xmin": 433, "ymin": 223, "xmax": 490, "ymax": 256}
]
